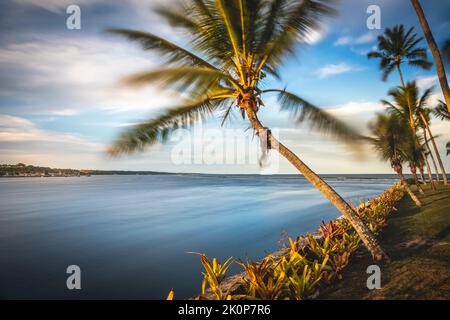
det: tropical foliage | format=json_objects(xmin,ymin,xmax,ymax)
[
  {"xmin": 369, "ymin": 113, "xmax": 422, "ymax": 207},
  {"xmin": 107, "ymin": 0, "xmax": 358, "ymax": 156},
  {"xmin": 107, "ymin": 0, "xmax": 388, "ymax": 260},
  {"xmin": 168, "ymin": 185, "xmax": 405, "ymax": 300},
  {"xmin": 368, "ymin": 25, "xmax": 431, "ymax": 84}
]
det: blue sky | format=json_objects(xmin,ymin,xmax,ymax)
[{"xmin": 0, "ymin": 0, "xmax": 449, "ymax": 174}]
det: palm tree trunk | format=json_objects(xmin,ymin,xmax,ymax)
[
  {"xmin": 409, "ymin": 163, "xmax": 424, "ymax": 194},
  {"xmin": 396, "ymin": 64, "xmax": 406, "ymax": 88},
  {"xmin": 423, "ymin": 129, "xmax": 441, "ymax": 184},
  {"xmin": 423, "ymin": 151, "xmax": 437, "ymax": 190},
  {"xmin": 411, "ymin": 0, "xmax": 450, "ymax": 113},
  {"xmin": 394, "ymin": 165, "xmax": 422, "ymax": 207},
  {"xmin": 244, "ymin": 106, "xmax": 389, "ymax": 262},
  {"xmin": 419, "ymin": 165, "xmax": 427, "ymax": 185},
  {"xmin": 420, "ymin": 113, "xmax": 448, "ymax": 185}
]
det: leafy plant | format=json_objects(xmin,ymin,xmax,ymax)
[{"xmin": 197, "ymin": 254, "xmax": 234, "ymax": 300}]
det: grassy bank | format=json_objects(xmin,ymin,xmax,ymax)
[{"xmin": 321, "ymin": 185, "xmax": 450, "ymax": 300}]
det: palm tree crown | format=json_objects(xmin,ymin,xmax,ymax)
[
  {"xmin": 368, "ymin": 25, "xmax": 432, "ymax": 84},
  {"xmin": 106, "ymin": 0, "xmax": 362, "ymax": 156},
  {"xmin": 381, "ymin": 81, "xmax": 433, "ymax": 130}
]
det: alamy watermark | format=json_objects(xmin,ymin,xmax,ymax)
[
  {"xmin": 169, "ymin": 123, "xmax": 280, "ymax": 173},
  {"xmin": 366, "ymin": 5, "xmax": 381, "ymax": 30},
  {"xmin": 366, "ymin": 265, "xmax": 381, "ymax": 290},
  {"xmin": 66, "ymin": 265, "xmax": 81, "ymax": 290},
  {"xmin": 66, "ymin": 5, "xmax": 81, "ymax": 30}
]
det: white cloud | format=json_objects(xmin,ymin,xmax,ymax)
[
  {"xmin": 416, "ymin": 75, "xmax": 439, "ymax": 89},
  {"xmin": 0, "ymin": 34, "xmax": 178, "ymax": 115},
  {"xmin": 334, "ymin": 32, "xmax": 378, "ymax": 47},
  {"xmin": 317, "ymin": 63, "xmax": 358, "ymax": 78},
  {"xmin": 0, "ymin": 114, "xmax": 100, "ymax": 148},
  {"xmin": 327, "ymin": 101, "xmax": 385, "ymax": 116},
  {"xmin": 334, "ymin": 36, "xmax": 352, "ymax": 46},
  {"xmin": 13, "ymin": 0, "xmax": 104, "ymax": 13}
]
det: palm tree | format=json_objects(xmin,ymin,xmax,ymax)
[
  {"xmin": 418, "ymin": 107, "xmax": 448, "ymax": 185},
  {"xmin": 367, "ymin": 24, "xmax": 432, "ymax": 87},
  {"xmin": 369, "ymin": 113, "xmax": 422, "ymax": 207},
  {"xmin": 416, "ymin": 92, "xmax": 448, "ymax": 185},
  {"xmin": 105, "ymin": 0, "xmax": 388, "ymax": 261},
  {"xmin": 403, "ymin": 134, "xmax": 425, "ymax": 194},
  {"xmin": 382, "ymin": 82, "xmax": 446, "ymax": 186},
  {"xmin": 411, "ymin": 0, "xmax": 450, "ymax": 113}
]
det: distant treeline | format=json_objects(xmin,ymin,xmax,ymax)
[{"xmin": 0, "ymin": 163, "xmax": 166, "ymax": 177}]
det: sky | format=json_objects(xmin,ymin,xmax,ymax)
[{"xmin": 0, "ymin": 0, "xmax": 449, "ymax": 174}]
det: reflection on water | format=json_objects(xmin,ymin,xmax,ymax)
[{"xmin": 0, "ymin": 174, "xmax": 397, "ymax": 299}]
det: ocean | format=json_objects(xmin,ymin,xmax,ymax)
[{"xmin": 0, "ymin": 174, "xmax": 398, "ymax": 299}]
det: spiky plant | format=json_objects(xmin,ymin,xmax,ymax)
[
  {"xmin": 106, "ymin": 0, "xmax": 388, "ymax": 261},
  {"xmin": 367, "ymin": 24, "xmax": 431, "ymax": 86},
  {"xmin": 369, "ymin": 113, "xmax": 422, "ymax": 207}
]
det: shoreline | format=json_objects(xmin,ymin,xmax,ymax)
[{"xmin": 199, "ymin": 183, "xmax": 404, "ymax": 300}]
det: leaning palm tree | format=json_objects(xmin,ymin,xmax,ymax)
[
  {"xmin": 382, "ymin": 82, "xmax": 446, "ymax": 186},
  {"xmin": 411, "ymin": 0, "xmax": 450, "ymax": 113},
  {"xmin": 106, "ymin": 0, "xmax": 388, "ymax": 261},
  {"xmin": 369, "ymin": 113, "xmax": 422, "ymax": 207},
  {"xmin": 367, "ymin": 24, "xmax": 432, "ymax": 87},
  {"xmin": 421, "ymin": 117, "xmax": 441, "ymax": 187}
]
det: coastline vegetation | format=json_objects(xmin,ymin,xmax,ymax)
[
  {"xmin": 168, "ymin": 184, "xmax": 406, "ymax": 300},
  {"xmin": 0, "ymin": 163, "xmax": 167, "ymax": 177}
]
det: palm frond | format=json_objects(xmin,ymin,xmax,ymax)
[
  {"xmin": 122, "ymin": 66, "xmax": 235, "ymax": 94},
  {"xmin": 107, "ymin": 96, "xmax": 229, "ymax": 157},
  {"xmin": 107, "ymin": 29, "xmax": 217, "ymax": 69},
  {"xmin": 368, "ymin": 24, "xmax": 431, "ymax": 81},
  {"xmin": 267, "ymin": 89, "xmax": 362, "ymax": 141},
  {"xmin": 433, "ymin": 100, "xmax": 450, "ymax": 121},
  {"xmin": 258, "ymin": 0, "xmax": 336, "ymax": 70}
]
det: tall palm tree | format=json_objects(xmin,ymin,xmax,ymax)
[
  {"xmin": 105, "ymin": 0, "xmax": 388, "ymax": 261},
  {"xmin": 369, "ymin": 113, "xmax": 422, "ymax": 207},
  {"xmin": 367, "ymin": 24, "xmax": 432, "ymax": 87},
  {"xmin": 382, "ymin": 82, "xmax": 446, "ymax": 186},
  {"xmin": 411, "ymin": 0, "xmax": 450, "ymax": 113},
  {"xmin": 418, "ymin": 106, "xmax": 448, "ymax": 185}
]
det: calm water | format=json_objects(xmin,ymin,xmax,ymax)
[{"xmin": 0, "ymin": 174, "xmax": 398, "ymax": 299}]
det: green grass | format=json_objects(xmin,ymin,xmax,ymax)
[{"xmin": 321, "ymin": 185, "xmax": 450, "ymax": 300}]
